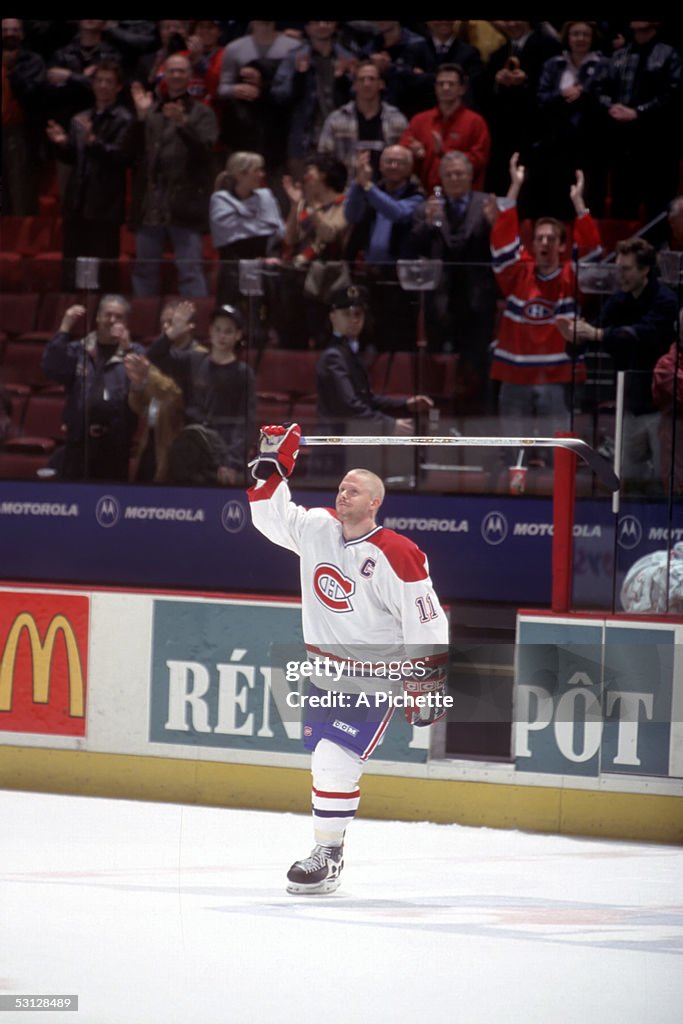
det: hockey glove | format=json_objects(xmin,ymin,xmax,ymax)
[
  {"xmin": 403, "ymin": 664, "xmax": 448, "ymax": 727},
  {"xmin": 249, "ymin": 423, "xmax": 301, "ymax": 481}
]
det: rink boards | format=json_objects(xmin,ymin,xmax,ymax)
[{"xmin": 0, "ymin": 582, "xmax": 682, "ymax": 844}]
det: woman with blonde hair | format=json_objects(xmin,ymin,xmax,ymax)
[{"xmin": 209, "ymin": 150, "xmax": 285, "ymax": 305}]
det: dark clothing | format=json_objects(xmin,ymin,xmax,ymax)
[
  {"xmin": 5, "ymin": 46, "xmax": 46, "ymax": 109},
  {"xmin": 41, "ymin": 331, "xmax": 144, "ymax": 481},
  {"xmin": 271, "ymin": 41, "xmax": 355, "ymax": 161},
  {"xmin": 315, "ymin": 335, "xmax": 411, "ymax": 475},
  {"xmin": 316, "ymin": 336, "xmax": 408, "ymax": 432},
  {"xmin": 58, "ymin": 102, "xmax": 133, "ymax": 222},
  {"xmin": 2, "ymin": 47, "xmax": 47, "ymax": 214},
  {"xmin": 598, "ymin": 277, "xmax": 679, "ymax": 414},
  {"xmin": 403, "ymin": 35, "xmax": 484, "ymax": 114},
  {"xmin": 127, "ymin": 94, "xmax": 218, "ymax": 233},
  {"xmin": 55, "ymin": 101, "xmax": 133, "ymax": 291},
  {"xmin": 102, "ymin": 21, "xmax": 157, "ymax": 74},
  {"xmin": 481, "ymin": 30, "xmax": 562, "ymax": 216},
  {"xmin": 46, "ymin": 36, "xmax": 124, "ymax": 125},
  {"xmin": 360, "ymin": 27, "xmax": 424, "ymax": 113},
  {"xmin": 147, "ymin": 333, "xmax": 256, "ymax": 472},
  {"xmin": 598, "ymin": 37, "xmax": 683, "ymax": 223},
  {"xmin": 536, "ymin": 52, "xmax": 611, "ymax": 218},
  {"xmin": 410, "ymin": 190, "xmax": 496, "ymax": 406}
]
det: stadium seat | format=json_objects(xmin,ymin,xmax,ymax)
[
  {"xmin": 0, "ymin": 252, "xmax": 23, "ymax": 291},
  {"xmin": 129, "ymin": 296, "xmax": 161, "ymax": 343},
  {"xmin": 287, "ymin": 350, "xmax": 319, "ymax": 400},
  {"xmin": 0, "ymin": 293, "xmax": 39, "ymax": 337},
  {"xmin": 595, "ymin": 219, "xmax": 641, "ymax": 255},
  {"xmin": 0, "ymin": 447, "xmax": 53, "ymax": 480},
  {"xmin": 379, "ymin": 352, "xmax": 420, "ymax": 396},
  {"xmin": 255, "ymin": 397, "xmax": 293, "ymax": 426},
  {"xmin": 255, "ymin": 350, "xmax": 301, "ymax": 403},
  {"xmin": 1, "ymin": 383, "xmax": 30, "ymax": 431},
  {"xmin": 367, "ymin": 351, "xmax": 392, "ymax": 392},
  {"xmin": 289, "ymin": 398, "xmax": 319, "ymax": 434},
  {"xmin": 22, "ymin": 292, "xmax": 78, "ymax": 344},
  {"xmin": 21, "ymin": 392, "xmax": 66, "ymax": 442},
  {"xmin": 11, "ymin": 216, "xmax": 58, "ymax": 256},
  {"xmin": 421, "ymin": 353, "xmax": 460, "ymax": 402},
  {"xmin": 0, "ymin": 340, "xmax": 50, "ymax": 388},
  {"xmin": 0, "ymin": 215, "xmax": 25, "ymax": 252}
]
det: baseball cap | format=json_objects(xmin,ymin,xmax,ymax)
[{"xmin": 211, "ymin": 304, "xmax": 245, "ymax": 329}]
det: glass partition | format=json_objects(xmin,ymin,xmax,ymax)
[{"xmin": 1, "ymin": 252, "xmax": 681, "ymax": 614}]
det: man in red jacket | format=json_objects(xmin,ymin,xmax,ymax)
[
  {"xmin": 485, "ymin": 152, "xmax": 602, "ymax": 452},
  {"xmin": 400, "ymin": 62, "xmax": 490, "ymax": 193}
]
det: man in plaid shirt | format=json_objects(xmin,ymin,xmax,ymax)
[{"xmin": 317, "ymin": 60, "xmax": 408, "ymax": 182}]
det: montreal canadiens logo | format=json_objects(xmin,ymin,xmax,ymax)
[
  {"xmin": 523, "ymin": 299, "xmax": 555, "ymax": 322},
  {"xmin": 313, "ymin": 563, "xmax": 355, "ymax": 612}
]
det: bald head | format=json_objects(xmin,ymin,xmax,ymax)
[
  {"xmin": 345, "ymin": 468, "xmax": 385, "ymax": 504},
  {"xmin": 336, "ymin": 469, "xmax": 385, "ymax": 539},
  {"xmin": 380, "ymin": 144, "xmax": 414, "ymax": 186}
]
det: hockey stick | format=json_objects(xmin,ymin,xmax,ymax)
[{"xmin": 299, "ymin": 434, "xmax": 620, "ymax": 492}]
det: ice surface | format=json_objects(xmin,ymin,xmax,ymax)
[{"xmin": 1, "ymin": 790, "xmax": 681, "ymax": 1024}]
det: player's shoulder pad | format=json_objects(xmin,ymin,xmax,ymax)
[{"xmin": 366, "ymin": 528, "xmax": 428, "ymax": 582}]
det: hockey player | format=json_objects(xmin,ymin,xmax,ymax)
[{"xmin": 248, "ymin": 423, "xmax": 449, "ymax": 895}]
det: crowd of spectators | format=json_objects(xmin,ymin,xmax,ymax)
[{"xmin": 2, "ymin": 19, "xmax": 682, "ymax": 489}]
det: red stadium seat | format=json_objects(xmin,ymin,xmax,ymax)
[
  {"xmin": 367, "ymin": 351, "xmax": 392, "ymax": 392},
  {"xmin": 0, "ymin": 340, "xmax": 51, "ymax": 388},
  {"xmin": 1, "ymin": 383, "xmax": 30, "ymax": 430},
  {"xmin": 128, "ymin": 296, "xmax": 161, "ymax": 343},
  {"xmin": 256, "ymin": 397, "xmax": 293, "ymax": 425},
  {"xmin": 0, "ymin": 215, "xmax": 25, "ymax": 251},
  {"xmin": 11, "ymin": 216, "xmax": 58, "ymax": 256},
  {"xmin": 376, "ymin": 352, "xmax": 419, "ymax": 396},
  {"xmin": 21, "ymin": 392, "xmax": 66, "ymax": 442},
  {"xmin": 595, "ymin": 219, "xmax": 641, "ymax": 255},
  {"xmin": 29, "ymin": 292, "xmax": 78, "ymax": 338},
  {"xmin": 0, "ymin": 447, "xmax": 53, "ymax": 480},
  {"xmin": 255, "ymin": 350, "xmax": 300, "ymax": 403},
  {"xmin": 0, "ymin": 252, "xmax": 23, "ymax": 292},
  {"xmin": 0, "ymin": 293, "xmax": 39, "ymax": 336}
]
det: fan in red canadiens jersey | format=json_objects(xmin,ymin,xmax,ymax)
[
  {"xmin": 248, "ymin": 423, "xmax": 449, "ymax": 894},
  {"xmin": 483, "ymin": 151, "xmax": 602, "ymax": 464}
]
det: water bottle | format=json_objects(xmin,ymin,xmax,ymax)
[{"xmin": 432, "ymin": 185, "xmax": 445, "ymax": 228}]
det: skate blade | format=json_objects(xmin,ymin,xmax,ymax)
[{"xmin": 286, "ymin": 877, "xmax": 342, "ymax": 896}]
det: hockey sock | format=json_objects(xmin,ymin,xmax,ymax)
[{"xmin": 311, "ymin": 738, "xmax": 363, "ymax": 846}]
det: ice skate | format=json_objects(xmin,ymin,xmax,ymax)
[{"xmin": 286, "ymin": 842, "xmax": 344, "ymax": 895}]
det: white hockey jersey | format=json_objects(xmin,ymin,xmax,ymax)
[{"xmin": 248, "ymin": 474, "xmax": 448, "ymax": 694}]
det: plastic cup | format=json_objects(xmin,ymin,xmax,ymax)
[{"xmin": 508, "ymin": 465, "xmax": 527, "ymax": 495}]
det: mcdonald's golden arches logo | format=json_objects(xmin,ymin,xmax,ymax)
[{"xmin": 0, "ymin": 593, "xmax": 89, "ymax": 736}]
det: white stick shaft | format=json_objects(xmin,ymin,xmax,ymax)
[
  {"xmin": 299, "ymin": 435, "xmax": 620, "ymax": 491},
  {"xmin": 303, "ymin": 434, "xmax": 580, "ymax": 449}
]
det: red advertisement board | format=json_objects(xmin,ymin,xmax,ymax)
[{"xmin": 0, "ymin": 592, "xmax": 89, "ymax": 736}]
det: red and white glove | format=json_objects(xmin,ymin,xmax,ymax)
[
  {"xmin": 249, "ymin": 423, "xmax": 301, "ymax": 481},
  {"xmin": 402, "ymin": 663, "xmax": 448, "ymax": 727}
]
